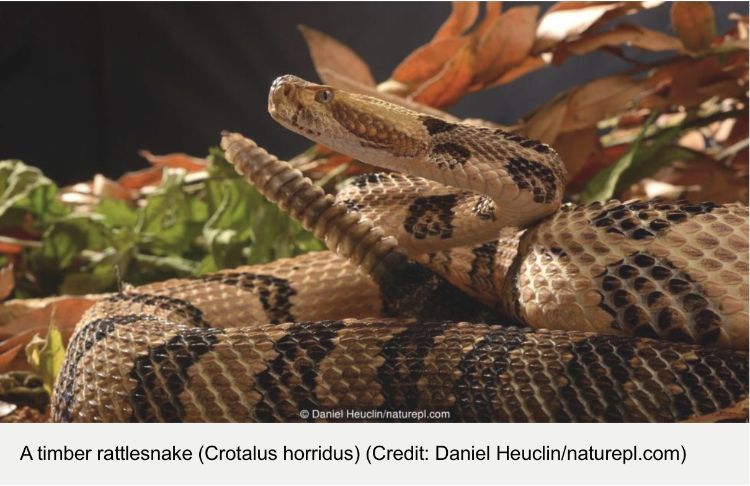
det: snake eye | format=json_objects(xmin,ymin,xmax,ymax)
[{"xmin": 315, "ymin": 89, "xmax": 334, "ymax": 103}]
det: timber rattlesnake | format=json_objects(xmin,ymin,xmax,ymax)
[{"xmin": 51, "ymin": 76, "xmax": 748, "ymax": 422}]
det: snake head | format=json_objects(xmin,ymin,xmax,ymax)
[{"xmin": 268, "ymin": 75, "xmax": 428, "ymax": 168}]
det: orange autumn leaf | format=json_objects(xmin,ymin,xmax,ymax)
[
  {"xmin": 117, "ymin": 166, "xmax": 165, "ymax": 190},
  {"xmin": 671, "ymin": 2, "xmax": 716, "ymax": 52},
  {"xmin": 473, "ymin": 6, "xmax": 539, "ymax": 85},
  {"xmin": 432, "ymin": 1, "xmax": 480, "ymax": 41},
  {"xmin": 298, "ymin": 25, "xmax": 376, "ymax": 87},
  {"xmin": 411, "ymin": 43, "xmax": 475, "ymax": 108},
  {"xmin": 0, "ymin": 243, "xmax": 22, "ymax": 255},
  {"xmin": 92, "ymin": 174, "xmax": 133, "ymax": 201},
  {"xmin": 475, "ymin": 2, "xmax": 503, "ymax": 36},
  {"xmin": 392, "ymin": 37, "xmax": 469, "ymax": 86},
  {"xmin": 138, "ymin": 150, "xmax": 207, "ymax": 172},
  {"xmin": 0, "ymin": 328, "xmax": 39, "ymax": 357},
  {"xmin": 0, "ymin": 343, "xmax": 23, "ymax": 372},
  {"xmin": 0, "ymin": 297, "xmax": 97, "ymax": 341}
]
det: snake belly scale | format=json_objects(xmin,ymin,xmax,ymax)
[{"xmin": 51, "ymin": 75, "xmax": 749, "ymax": 422}]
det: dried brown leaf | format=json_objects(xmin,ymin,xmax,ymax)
[
  {"xmin": 647, "ymin": 52, "xmax": 748, "ymax": 108},
  {"xmin": 524, "ymin": 95, "xmax": 569, "ymax": 143},
  {"xmin": 663, "ymin": 158, "xmax": 748, "ymax": 204},
  {"xmin": 392, "ymin": 37, "xmax": 469, "ymax": 85},
  {"xmin": 560, "ymin": 23, "xmax": 684, "ymax": 59},
  {"xmin": 696, "ymin": 79, "xmax": 746, "ymax": 100},
  {"xmin": 0, "ymin": 265, "xmax": 13, "ymax": 301},
  {"xmin": 298, "ymin": 25, "xmax": 376, "ymax": 87},
  {"xmin": 535, "ymin": 2, "xmax": 632, "ymax": 52},
  {"xmin": 671, "ymin": 2, "xmax": 716, "ymax": 52},
  {"xmin": 474, "ymin": 6, "xmax": 539, "ymax": 85},
  {"xmin": 433, "ymin": 2, "xmax": 480, "ymax": 41},
  {"xmin": 561, "ymin": 76, "xmax": 644, "ymax": 133},
  {"xmin": 486, "ymin": 56, "xmax": 546, "ymax": 88},
  {"xmin": 552, "ymin": 126, "xmax": 600, "ymax": 181}
]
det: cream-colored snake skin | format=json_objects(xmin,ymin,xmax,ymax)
[{"xmin": 51, "ymin": 75, "xmax": 748, "ymax": 422}]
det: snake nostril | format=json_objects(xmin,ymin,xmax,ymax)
[{"xmin": 282, "ymin": 84, "xmax": 291, "ymax": 97}]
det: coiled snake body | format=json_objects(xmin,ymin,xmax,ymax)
[{"xmin": 52, "ymin": 76, "xmax": 749, "ymax": 422}]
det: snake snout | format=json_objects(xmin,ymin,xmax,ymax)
[{"xmin": 268, "ymin": 75, "xmax": 305, "ymax": 114}]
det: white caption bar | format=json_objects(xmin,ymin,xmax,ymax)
[{"xmin": 0, "ymin": 423, "xmax": 747, "ymax": 484}]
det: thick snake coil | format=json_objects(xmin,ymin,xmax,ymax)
[{"xmin": 52, "ymin": 76, "xmax": 748, "ymax": 422}]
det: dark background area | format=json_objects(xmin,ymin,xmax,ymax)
[{"xmin": 0, "ymin": 2, "xmax": 745, "ymax": 185}]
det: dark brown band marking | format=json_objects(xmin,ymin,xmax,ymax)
[
  {"xmin": 422, "ymin": 117, "xmax": 457, "ymax": 135},
  {"xmin": 431, "ymin": 143, "xmax": 471, "ymax": 169},
  {"xmin": 596, "ymin": 252, "xmax": 723, "ymax": 346},
  {"xmin": 55, "ymin": 314, "xmax": 160, "ymax": 422},
  {"xmin": 129, "ymin": 328, "xmax": 223, "ymax": 422},
  {"xmin": 201, "ymin": 273, "xmax": 297, "ymax": 324},
  {"xmin": 403, "ymin": 194, "xmax": 458, "ymax": 240},
  {"xmin": 252, "ymin": 320, "xmax": 346, "ymax": 422},
  {"xmin": 377, "ymin": 322, "xmax": 452, "ymax": 415}
]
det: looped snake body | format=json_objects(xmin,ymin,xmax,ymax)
[{"xmin": 52, "ymin": 76, "xmax": 749, "ymax": 422}]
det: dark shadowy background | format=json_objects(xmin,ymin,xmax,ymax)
[{"xmin": 0, "ymin": 2, "xmax": 746, "ymax": 184}]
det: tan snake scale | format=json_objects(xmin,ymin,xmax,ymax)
[{"xmin": 51, "ymin": 76, "xmax": 749, "ymax": 422}]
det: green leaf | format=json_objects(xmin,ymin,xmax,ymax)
[
  {"xmin": 32, "ymin": 214, "xmax": 114, "ymax": 271},
  {"xmin": 616, "ymin": 144, "xmax": 698, "ymax": 190},
  {"xmin": 25, "ymin": 321, "xmax": 65, "ymax": 395},
  {"xmin": 580, "ymin": 115, "xmax": 658, "ymax": 203},
  {"xmin": 60, "ymin": 257, "xmax": 120, "ymax": 294},
  {"xmin": 139, "ymin": 169, "xmax": 208, "ymax": 256},
  {"xmin": 0, "ymin": 160, "xmax": 69, "ymax": 229},
  {"xmin": 124, "ymin": 253, "xmax": 199, "ymax": 286},
  {"xmin": 95, "ymin": 198, "xmax": 139, "ymax": 228}
]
